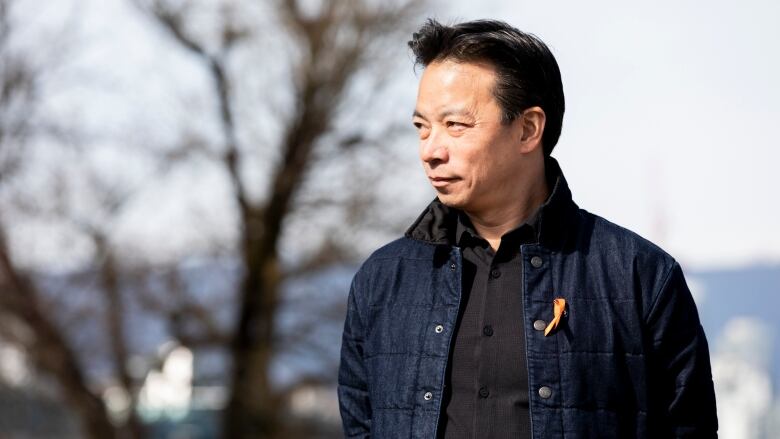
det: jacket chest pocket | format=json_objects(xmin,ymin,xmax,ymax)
[
  {"xmin": 557, "ymin": 297, "xmax": 643, "ymax": 354},
  {"xmin": 365, "ymin": 303, "xmax": 428, "ymax": 356},
  {"xmin": 554, "ymin": 297, "xmax": 649, "ymax": 416}
]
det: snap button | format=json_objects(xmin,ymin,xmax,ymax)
[
  {"xmin": 482, "ymin": 325, "xmax": 493, "ymax": 336},
  {"xmin": 434, "ymin": 324, "xmax": 444, "ymax": 333},
  {"xmin": 489, "ymin": 269, "xmax": 501, "ymax": 279},
  {"xmin": 478, "ymin": 387, "xmax": 489, "ymax": 398},
  {"xmin": 533, "ymin": 320, "xmax": 547, "ymax": 331},
  {"xmin": 530, "ymin": 256, "xmax": 543, "ymax": 268},
  {"xmin": 424, "ymin": 391, "xmax": 433, "ymax": 401},
  {"xmin": 538, "ymin": 386, "xmax": 552, "ymax": 399}
]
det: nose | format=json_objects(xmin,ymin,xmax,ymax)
[{"xmin": 419, "ymin": 127, "xmax": 449, "ymax": 165}]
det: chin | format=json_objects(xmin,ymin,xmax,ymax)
[{"xmin": 436, "ymin": 192, "xmax": 469, "ymax": 210}]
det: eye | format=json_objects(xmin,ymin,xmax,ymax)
[
  {"xmin": 446, "ymin": 121, "xmax": 468, "ymax": 131},
  {"xmin": 413, "ymin": 120, "xmax": 429, "ymax": 131}
]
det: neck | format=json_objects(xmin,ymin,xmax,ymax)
[{"xmin": 464, "ymin": 164, "xmax": 549, "ymax": 251}]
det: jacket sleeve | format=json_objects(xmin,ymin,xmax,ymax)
[
  {"xmin": 645, "ymin": 261, "xmax": 718, "ymax": 438},
  {"xmin": 337, "ymin": 277, "xmax": 372, "ymax": 438}
]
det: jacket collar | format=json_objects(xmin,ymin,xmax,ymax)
[{"xmin": 403, "ymin": 156, "xmax": 579, "ymax": 250}]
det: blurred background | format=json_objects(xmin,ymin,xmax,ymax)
[{"xmin": 0, "ymin": 0, "xmax": 778, "ymax": 438}]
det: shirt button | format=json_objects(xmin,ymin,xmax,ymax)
[
  {"xmin": 533, "ymin": 320, "xmax": 547, "ymax": 331},
  {"xmin": 478, "ymin": 387, "xmax": 490, "ymax": 398},
  {"xmin": 538, "ymin": 386, "xmax": 552, "ymax": 399},
  {"xmin": 482, "ymin": 325, "xmax": 493, "ymax": 336},
  {"xmin": 489, "ymin": 269, "xmax": 501, "ymax": 279},
  {"xmin": 424, "ymin": 391, "xmax": 433, "ymax": 401},
  {"xmin": 531, "ymin": 256, "xmax": 543, "ymax": 268},
  {"xmin": 434, "ymin": 324, "xmax": 444, "ymax": 333}
]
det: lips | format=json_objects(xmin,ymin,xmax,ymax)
[{"xmin": 429, "ymin": 176, "xmax": 460, "ymax": 187}]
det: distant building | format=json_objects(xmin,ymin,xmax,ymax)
[{"xmin": 711, "ymin": 317, "xmax": 774, "ymax": 439}]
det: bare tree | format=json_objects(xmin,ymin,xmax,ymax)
[
  {"xmin": 0, "ymin": 31, "xmax": 148, "ymax": 434},
  {"xmin": 131, "ymin": 0, "xmax": 421, "ymax": 436},
  {"xmin": 0, "ymin": 1, "xmax": 119, "ymax": 437},
  {"xmin": 0, "ymin": 0, "xmax": 423, "ymax": 438}
]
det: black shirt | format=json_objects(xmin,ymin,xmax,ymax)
[{"xmin": 437, "ymin": 207, "xmax": 541, "ymax": 439}]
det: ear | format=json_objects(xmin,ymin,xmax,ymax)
[{"xmin": 517, "ymin": 106, "xmax": 546, "ymax": 154}]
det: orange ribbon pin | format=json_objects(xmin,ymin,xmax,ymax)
[{"xmin": 544, "ymin": 297, "xmax": 567, "ymax": 336}]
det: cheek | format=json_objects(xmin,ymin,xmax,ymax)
[
  {"xmin": 461, "ymin": 147, "xmax": 494, "ymax": 183},
  {"xmin": 467, "ymin": 141, "xmax": 515, "ymax": 188}
]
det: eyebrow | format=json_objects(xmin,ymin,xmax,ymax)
[{"xmin": 413, "ymin": 108, "xmax": 474, "ymax": 120}]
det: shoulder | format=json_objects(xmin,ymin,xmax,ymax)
[
  {"xmin": 575, "ymin": 209, "xmax": 680, "ymax": 298},
  {"xmin": 358, "ymin": 236, "xmax": 438, "ymax": 270},
  {"xmin": 349, "ymin": 236, "xmax": 444, "ymax": 304},
  {"xmin": 579, "ymin": 208, "xmax": 676, "ymax": 266},
  {"xmin": 350, "ymin": 236, "xmax": 428, "ymax": 281}
]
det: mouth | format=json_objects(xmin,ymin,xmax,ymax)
[{"xmin": 429, "ymin": 176, "xmax": 460, "ymax": 188}]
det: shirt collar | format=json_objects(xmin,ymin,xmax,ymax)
[
  {"xmin": 404, "ymin": 155, "xmax": 579, "ymax": 250},
  {"xmin": 454, "ymin": 203, "xmax": 542, "ymax": 249}
]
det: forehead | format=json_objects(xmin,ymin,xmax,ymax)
[{"xmin": 416, "ymin": 60, "xmax": 498, "ymax": 115}]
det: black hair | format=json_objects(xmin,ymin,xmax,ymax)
[{"xmin": 408, "ymin": 19, "xmax": 565, "ymax": 155}]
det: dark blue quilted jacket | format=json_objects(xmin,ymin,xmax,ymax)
[{"xmin": 338, "ymin": 157, "xmax": 718, "ymax": 438}]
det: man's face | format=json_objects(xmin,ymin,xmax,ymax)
[{"xmin": 413, "ymin": 60, "xmax": 527, "ymax": 214}]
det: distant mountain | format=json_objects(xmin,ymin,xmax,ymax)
[{"xmin": 27, "ymin": 261, "xmax": 780, "ymax": 397}]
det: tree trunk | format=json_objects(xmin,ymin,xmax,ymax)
[{"xmin": 223, "ymin": 252, "xmax": 284, "ymax": 438}]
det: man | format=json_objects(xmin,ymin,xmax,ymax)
[{"xmin": 338, "ymin": 19, "xmax": 717, "ymax": 439}]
